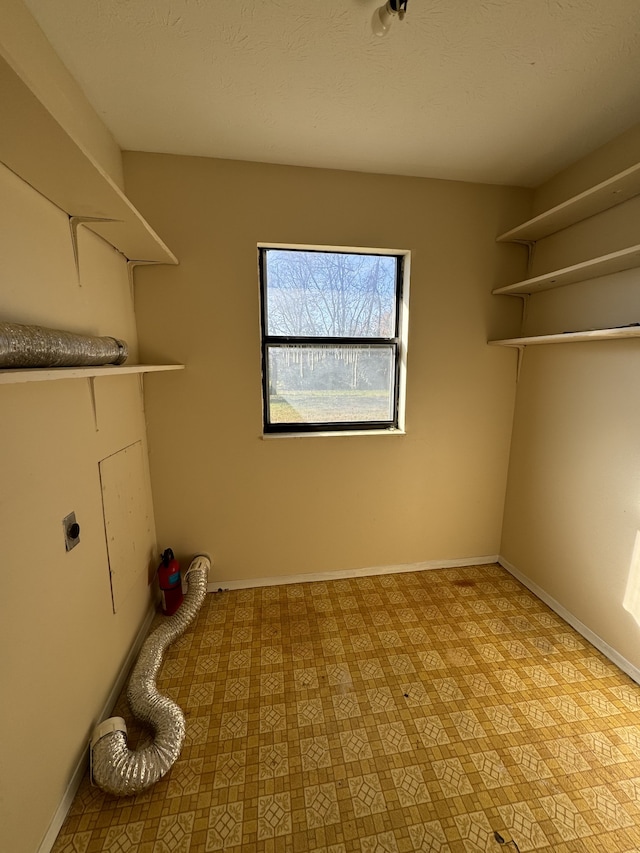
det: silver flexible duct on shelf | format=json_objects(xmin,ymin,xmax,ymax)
[
  {"xmin": 0, "ymin": 321, "xmax": 128, "ymax": 368},
  {"xmin": 90, "ymin": 555, "xmax": 210, "ymax": 796}
]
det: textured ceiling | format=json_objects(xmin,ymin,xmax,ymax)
[{"xmin": 23, "ymin": 0, "xmax": 640, "ymax": 186}]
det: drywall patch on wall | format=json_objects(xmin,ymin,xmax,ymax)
[{"xmin": 100, "ymin": 441, "xmax": 155, "ymax": 612}]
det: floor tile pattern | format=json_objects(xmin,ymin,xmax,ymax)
[{"xmin": 53, "ymin": 564, "xmax": 640, "ymax": 852}]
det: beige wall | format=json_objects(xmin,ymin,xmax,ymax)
[
  {"xmin": 501, "ymin": 126, "xmax": 640, "ymax": 671},
  {"xmin": 532, "ymin": 122, "xmax": 640, "ymax": 215},
  {"xmin": 8, "ymin": 0, "xmax": 640, "ymax": 843},
  {"xmin": 124, "ymin": 152, "xmax": 530, "ymax": 583},
  {"xmin": 0, "ymin": 0, "xmax": 124, "ymax": 189},
  {"xmin": 0, "ymin": 162, "xmax": 157, "ymax": 853}
]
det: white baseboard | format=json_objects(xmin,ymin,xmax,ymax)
[
  {"xmin": 499, "ymin": 555, "xmax": 640, "ymax": 686},
  {"xmin": 38, "ymin": 603, "xmax": 157, "ymax": 853},
  {"xmin": 208, "ymin": 555, "xmax": 500, "ymax": 592}
]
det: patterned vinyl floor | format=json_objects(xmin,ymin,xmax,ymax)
[{"xmin": 52, "ymin": 564, "xmax": 640, "ymax": 852}]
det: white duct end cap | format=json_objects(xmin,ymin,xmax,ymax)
[
  {"xmin": 91, "ymin": 716, "xmax": 128, "ymax": 749},
  {"xmin": 189, "ymin": 554, "xmax": 211, "ymax": 579}
]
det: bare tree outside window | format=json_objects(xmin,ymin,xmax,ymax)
[
  {"xmin": 266, "ymin": 250, "xmax": 396, "ymax": 338},
  {"xmin": 260, "ymin": 248, "xmax": 406, "ymax": 432}
]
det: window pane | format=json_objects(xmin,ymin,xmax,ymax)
[
  {"xmin": 265, "ymin": 250, "xmax": 397, "ymax": 337},
  {"xmin": 266, "ymin": 345, "xmax": 395, "ymax": 425}
]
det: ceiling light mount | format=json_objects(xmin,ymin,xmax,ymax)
[{"xmin": 372, "ymin": 0, "xmax": 408, "ymax": 37}]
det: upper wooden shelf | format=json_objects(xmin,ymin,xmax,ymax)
[
  {"xmin": 0, "ymin": 55, "xmax": 177, "ymax": 265},
  {"xmin": 497, "ymin": 161, "xmax": 640, "ymax": 243},
  {"xmin": 493, "ymin": 243, "xmax": 640, "ymax": 296},
  {"xmin": 489, "ymin": 326, "xmax": 640, "ymax": 348},
  {"xmin": 0, "ymin": 364, "xmax": 184, "ymax": 386}
]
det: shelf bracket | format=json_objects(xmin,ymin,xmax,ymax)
[
  {"xmin": 512, "ymin": 293, "xmax": 530, "ymax": 337},
  {"xmin": 525, "ymin": 240, "xmax": 536, "ymax": 277},
  {"xmin": 509, "ymin": 238, "xmax": 536, "ymax": 275},
  {"xmin": 127, "ymin": 260, "xmax": 161, "ymax": 301},
  {"xmin": 87, "ymin": 376, "xmax": 99, "ymax": 432},
  {"xmin": 515, "ymin": 346, "xmax": 525, "ymax": 382},
  {"xmin": 69, "ymin": 216, "xmax": 117, "ymax": 284}
]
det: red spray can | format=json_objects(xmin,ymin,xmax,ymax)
[{"xmin": 158, "ymin": 548, "xmax": 183, "ymax": 616}]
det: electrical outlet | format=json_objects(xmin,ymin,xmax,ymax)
[{"xmin": 63, "ymin": 511, "xmax": 81, "ymax": 551}]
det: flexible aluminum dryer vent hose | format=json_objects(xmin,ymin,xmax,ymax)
[
  {"xmin": 90, "ymin": 555, "xmax": 210, "ymax": 796},
  {"xmin": 0, "ymin": 321, "xmax": 128, "ymax": 368}
]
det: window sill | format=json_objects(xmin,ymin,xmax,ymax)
[{"xmin": 261, "ymin": 428, "xmax": 406, "ymax": 439}]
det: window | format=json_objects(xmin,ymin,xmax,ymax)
[{"xmin": 259, "ymin": 245, "xmax": 409, "ymax": 434}]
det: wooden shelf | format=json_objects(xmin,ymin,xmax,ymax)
[
  {"xmin": 494, "ymin": 163, "xmax": 640, "ymax": 352},
  {"xmin": 0, "ymin": 364, "xmax": 184, "ymax": 385},
  {"xmin": 493, "ymin": 244, "xmax": 640, "ymax": 296},
  {"xmin": 489, "ymin": 326, "xmax": 640, "ymax": 348},
  {"xmin": 0, "ymin": 54, "xmax": 177, "ymax": 265},
  {"xmin": 498, "ymin": 161, "xmax": 640, "ymax": 242}
]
